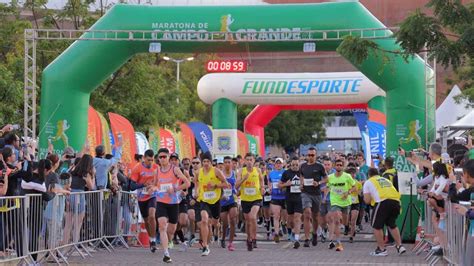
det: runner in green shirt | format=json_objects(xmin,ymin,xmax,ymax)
[{"xmin": 326, "ymin": 159, "xmax": 356, "ymax": 252}]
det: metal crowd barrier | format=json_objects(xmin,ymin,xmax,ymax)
[
  {"xmin": 0, "ymin": 190, "xmax": 141, "ymax": 265},
  {"xmin": 413, "ymin": 194, "xmax": 437, "ymax": 256},
  {"xmin": 443, "ymin": 201, "xmax": 469, "ymax": 266},
  {"xmin": 0, "ymin": 195, "xmax": 28, "ymax": 264}
]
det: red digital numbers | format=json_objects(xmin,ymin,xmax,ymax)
[{"xmin": 205, "ymin": 60, "xmax": 247, "ymax": 73}]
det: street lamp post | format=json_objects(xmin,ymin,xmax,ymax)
[{"xmin": 163, "ymin": 56, "xmax": 194, "ymax": 91}]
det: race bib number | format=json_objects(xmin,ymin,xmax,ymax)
[
  {"xmin": 272, "ymin": 182, "xmax": 279, "ymax": 189},
  {"xmin": 290, "ymin": 186, "xmax": 301, "ymax": 193},
  {"xmin": 244, "ymin": 188, "xmax": 257, "ymax": 196},
  {"xmin": 351, "ymin": 196, "xmax": 357, "ymax": 203},
  {"xmin": 160, "ymin": 183, "xmax": 173, "ymax": 193},
  {"xmin": 264, "ymin": 195, "xmax": 272, "ymax": 202},
  {"xmin": 223, "ymin": 189, "xmax": 232, "ymax": 198},
  {"xmin": 303, "ymin": 179, "xmax": 314, "ymax": 186},
  {"xmin": 333, "ymin": 188, "xmax": 344, "ymax": 195},
  {"xmin": 203, "ymin": 191, "xmax": 217, "ymax": 200}
]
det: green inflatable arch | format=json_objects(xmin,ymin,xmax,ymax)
[{"xmin": 40, "ymin": 2, "xmax": 434, "ymax": 240}]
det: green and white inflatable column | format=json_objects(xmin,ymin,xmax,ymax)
[{"xmin": 212, "ymin": 98, "xmax": 238, "ymax": 158}]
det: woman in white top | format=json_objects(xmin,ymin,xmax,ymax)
[{"xmin": 427, "ymin": 162, "xmax": 449, "ymax": 214}]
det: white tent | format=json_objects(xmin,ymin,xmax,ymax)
[
  {"xmin": 451, "ymin": 110, "xmax": 474, "ymax": 127},
  {"xmin": 436, "ymin": 85, "xmax": 472, "ymax": 136}
]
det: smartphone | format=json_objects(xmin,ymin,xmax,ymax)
[{"xmin": 454, "ymin": 168, "xmax": 463, "ymax": 181}]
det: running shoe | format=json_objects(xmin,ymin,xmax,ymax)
[
  {"xmin": 201, "ymin": 246, "xmax": 210, "ymax": 256},
  {"xmin": 396, "ymin": 245, "xmax": 407, "ymax": 255},
  {"xmin": 273, "ymin": 234, "xmax": 280, "ymax": 243},
  {"xmin": 252, "ymin": 239, "xmax": 257, "ymax": 249},
  {"xmin": 328, "ymin": 241, "xmax": 336, "ymax": 250},
  {"xmin": 293, "ymin": 241, "xmax": 300, "ymax": 249},
  {"xmin": 168, "ymin": 241, "xmax": 174, "ymax": 249},
  {"xmin": 344, "ymin": 226, "xmax": 349, "ymax": 236},
  {"xmin": 227, "ymin": 242, "xmax": 235, "ymax": 251},
  {"xmin": 246, "ymin": 240, "xmax": 253, "ymax": 251},
  {"xmin": 312, "ymin": 234, "xmax": 318, "ymax": 246},
  {"xmin": 150, "ymin": 241, "xmax": 157, "ymax": 253},
  {"xmin": 349, "ymin": 237, "xmax": 353, "ymax": 243},
  {"xmin": 335, "ymin": 243, "xmax": 344, "ymax": 252},
  {"xmin": 303, "ymin": 239, "xmax": 310, "ymax": 248},
  {"xmin": 163, "ymin": 255, "xmax": 172, "ymax": 263},
  {"xmin": 370, "ymin": 247, "xmax": 388, "ymax": 256},
  {"xmin": 220, "ymin": 240, "xmax": 226, "ymax": 249},
  {"xmin": 179, "ymin": 242, "xmax": 188, "ymax": 252}
]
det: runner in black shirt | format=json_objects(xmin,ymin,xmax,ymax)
[
  {"xmin": 279, "ymin": 157, "xmax": 303, "ymax": 249},
  {"xmin": 300, "ymin": 147, "xmax": 327, "ymax": 247}
]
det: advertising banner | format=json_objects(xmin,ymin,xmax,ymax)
[
  {"xmin": 178, "ymin": 122, "xmax": 196, "ymax": 159},
  {"xmin": 213, "ymin": 129, "xmax": 238, "ymax": 157},
  {"xmin": 246, "ymin": 134, "xmax": 259, "ymax": 156},
  {"xmin": 237, "ymin": 130, "xmax": 249, "ymax": 157},
  {"xmin": 187, "ymin": 122, "xmax": 213, "ymax": 153},
  {"xmin": 159, "ymin": 128, "xmax": 175, "ymax": 153},
  {"xmin": 135, "ymin": 132, "xmax": 150, "ymax": 155},
  {"xmin": 108, "ymin": 112, "xmax": 137, "ymax": 166},
  {"xmin": 97, "ymin": 111, "xmax": 112, "ymax": 155},
  {"xmin": 87, "ymin": 106, "xmax": 103, "ymax": 155}
]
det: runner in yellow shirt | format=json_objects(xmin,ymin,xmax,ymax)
[
  {"xmin": 236, "ymin": 153, "xmax": 264, "ymax": 251},
  {"xmin": 194, "ymin": 151, "xmax": 229, "ymax": 256}
]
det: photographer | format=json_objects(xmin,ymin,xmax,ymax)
[{"xmin": 448, "ymin": 159, "xmax": 474, "ymax": 203}]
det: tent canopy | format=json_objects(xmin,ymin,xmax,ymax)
[{"xmin": 436, "ymin": 85, "xmax": 472, "ymax": 134}]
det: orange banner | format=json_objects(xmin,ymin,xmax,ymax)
[
  {"xmin": 87, "ymin": 106, "xmax": 102, "ymax": 155},
  {"xmin": 237, "ymin": 130, "xmax": 249, "ymax": 157},
  {"xmin": 159, "ymin": 128, "xmax": 175, "ymax": 153},
  {"xmin": 178, "ymin": 122, "xmax": 196, "ymax": 159},
  {"xmin": 108, "ymin": 112, "xmax": 137, "ymax": 167}
]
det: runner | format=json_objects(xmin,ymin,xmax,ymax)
[
  {"xmin": 279, "ymin": 157, "xmax": 303, "ymax": 249},
  {"xmin": 319, "ymin": 157, "xmax": 335, "ymax": 242},
  {"xmin": 236, "ymin": 153, "xmax": 264, "ymax": 251},
  {"xmin": 219, "ymin": 156, "xmax": 238, "ymax": 251},
  {"xmin": 345, "ymin": 167, "xmax": 362, "ymax": 243},
  {"xmin": 327, "ymin": 159, "xmax": 356, "ymax": 252},
  {"xmin": 153, "ymin": 148, "xmax": 190, "ymax": 263},
  {"xmin": 171, "ymin": 154, "xmax": 191, "ymax": 251},
  {"xmin": 129, "ymin": 149, "xmax": 158, "ymax": 253},
  {"xmin": 355, "ymin": 153, "xmax": 369, "ymax": 232},
  {"xmin": 187, "ymin": 157, "xmax": 201, "ymax": 246},
  {"xmin": 363, "ymin": 168, "xmax": 406, "ymax": 256},
  {"xmin": 269, "ymin": 158, "xmax": 286, "ymax": 243},
  {"xmin": 195, "ymin": 151, "xmax": 229, "ymax": 256},
  {"xmin": 300, "ymin": 147, "xmax": 327, "ymax": 247},
  {"xmin": 259, "ymin": 161, "xmax": 273, "ymax": 240}
]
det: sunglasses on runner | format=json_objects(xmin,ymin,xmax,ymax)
[
  {"xmin": 307, "ymin": 154, "xmax": 316, "ymax": 157},
  {"xmin": 335, "ymin": 164, "xmax": 343, "ymax": 167},
  {"xmin": 192, "ymin": 161, "xmax": 200, "ymax": 165},
  {"xmin": 159, "ymin": 155, "xmax": 168, "ymax": 159}
]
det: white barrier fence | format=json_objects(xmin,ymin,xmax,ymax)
[
  {"xmin": 0, "ymin": 190, "xmax": 141, "ymax": 265},
  {"xmin": 413, "ymin": 194, "xmax": 472, "ymax": 266}
]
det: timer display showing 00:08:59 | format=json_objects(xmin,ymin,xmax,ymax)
[{"xmin": 206, "ymin": 60, "xmax": 247, "ymax": 72}]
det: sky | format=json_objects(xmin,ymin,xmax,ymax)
[{"xmin": 0, "ymin": 0, "xmax": 267, "ymax": 10}]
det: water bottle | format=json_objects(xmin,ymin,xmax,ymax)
[{"xmin": 470, "ymin": 192, "xmax": 474, "ymax": 207}]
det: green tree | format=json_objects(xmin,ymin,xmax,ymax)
[
  {"xmin": 264, "ymin": 110, "xmax": 327, "ymax": 150},
  {"xmin": 337, "ymin": 0, "xmax": 474, "ymax": 106},
  {"xmin": 0, "ymin": 3, "xmax": 31, "ymax": 125}
]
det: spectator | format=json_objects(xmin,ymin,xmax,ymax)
[
  {"xmin": 3, "ymin": 133, "xmax": 20, "ymax": 165},
  {"xmin": 0, "ymin": 124, "xmax": 15, "ymax": 149},
  {"xmin": 22, "ymin": 159, "xmax": 55, "ymax": 262},
  {"xmin": 93, "ymin": 142, "xmax": 122, "ymax": 190},
  {"xmin": 63, "ymin": 154, "xmax": 95, "ymax": 244},
  {"xmin": 448, "ymin": 159, "xmax": 474, "ymax": 203},
  {"xmin": 450, "ymin": 159, "xmax": 474, "ymax": 265}
]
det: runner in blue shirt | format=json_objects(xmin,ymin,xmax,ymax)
[
  {"xmin": 220, "ymin": 156, "xmax": 238, "ymax": 251},
  {"xmin": 269, "ymin": 158, "xmax": 286, "ymax": 243}
]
